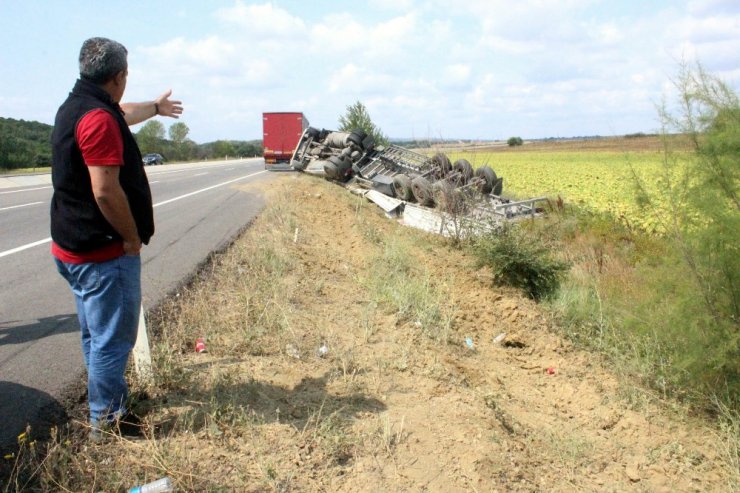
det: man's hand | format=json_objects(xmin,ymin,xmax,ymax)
[
  {"xmin": 154, "ymin": 89, "xmax": 183, "ymax": 119},
  {"xmin": 88, "ymin": 166, "xmax": 142, "ymax": 255},
  {"xmin": 123, "ymin": 238, "xmax": 142, "ymax": 256},
  {"xmin": 121, "ymin": 90, "xmax": 184, "ymax": 125}
]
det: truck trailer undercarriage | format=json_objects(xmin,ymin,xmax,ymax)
[{"xmin": 290, "ymin": 127, "xmax": 545, "ymax": 233}]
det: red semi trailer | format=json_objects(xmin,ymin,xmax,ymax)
[{"xmin": 262, "ymin": 112, "xmax": 308, "ymax": 170}]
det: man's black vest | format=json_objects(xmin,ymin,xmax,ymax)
[{"xmin": 50, "ymin": 79, "xmax": 154, "ymax": 253}]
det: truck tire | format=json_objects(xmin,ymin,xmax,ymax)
[
  {"xmin": 432, "ymin": 180, "xmax": 453, "ymax": 210},
  {"xmin": 474, "ymin": 165, "xmax": 496, "ymax": 194},
  {"xmin": 411, "ymin": 176, "xmax": 434, "ymax": 206},
  {"xmin": 348, "ymin": 130, "xmax": 367, "ymax": 149},
  {"xmin": 432, "ymin": 153, "xmax": 452, "ymax": 176},
  {"xmin": 453, "ymin": 159, "xmax": 474, "ymax": 184},
  {"xmin": 324, "ymin": 132, "xmax": 351, "ymax": 148},
  {"xmin": 323, "ymin": 161, "xmax": 338, "ymax": 179},
  {"xmin": 306, "ymin": 127, "xmax": 320, "ymax": 139},
  {"xmin": 327, "ymin": 155, "xmax": 352, "ymax": 182},
  {"xmin": 492, "ymin": 177, "xmax": 504, "ymax": 196},
  {"xmin": 362, "ymin": 135, "xmax": 375, "ymax": 151},
  {"xmin": 433, "ymin": 180, "xmax": 466, "ymax": 214},
  {"xmin": 392, "ymin": 175, "xmax": 414, "ymax": 201}
]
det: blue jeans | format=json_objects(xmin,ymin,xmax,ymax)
[{"xmin": 54, "ymin": 255, "xmax": 141, "ymax": 427}]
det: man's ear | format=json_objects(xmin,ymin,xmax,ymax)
[{"xmin": 114, "ymin": 70, "xmax": 126, "ymax": 86}]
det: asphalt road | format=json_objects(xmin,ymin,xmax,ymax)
[{"xmin": 0, "ymin": 158, "xmax": 276, "ymax": 449}]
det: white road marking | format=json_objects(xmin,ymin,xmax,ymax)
[
  {"xmin": 0, "ymin": 238, "xmax": 51, "ymax": 259},
  {"xmin": 153, "ymin": 171, "xmax": 265, "ymax": 208},
  {"xmin": 0, "ymin": 170, "xmax": 267, "ymax": 258},
  {"xmin": 192, "ymin": 172, "xmax": 208, "ymax": 177},
  {"xmin": 0, "ymin": 201, "xmax": 44, "ymax": 212},
  {"xmin": 0, "ymin": 186, "xmax": 53, "ymax": 195}
]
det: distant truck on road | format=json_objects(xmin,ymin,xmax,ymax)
[{"xmin": 262, "ymin": 112, "xmax": 308, "ymax": 170}]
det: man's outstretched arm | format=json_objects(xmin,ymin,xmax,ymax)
[{"xmin": 121, "ymin": 89, "xmax": 183, "ymax": 126}]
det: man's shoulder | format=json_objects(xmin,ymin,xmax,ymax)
[
  {"xmin": 79, "ymin": 108, "xmax": 117, "ymax": 129},
  {"xmin": 77, "ymin": 109, "xmax": 121, "ymax": 143},
  {"xmin": 76, "ymin": 109, "xmax": 124, "ymax": 165}
]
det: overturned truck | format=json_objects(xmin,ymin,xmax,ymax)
[{"xmin": 290, "ymin": 127, "xmax": 544, "ymax": 233}]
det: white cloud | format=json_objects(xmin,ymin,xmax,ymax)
[
  {"xmin": 327, "ymin": 64, "xmax": 395, "ymax": 94},
  {"xmin": 136, "ymin": 36, "xmax": 237, "ymax": 77},
  {"xmin": 592, "ymin": 23, "xmax": 623, "ymax": 45},
  {"xmin": 683, "ymin": 15, "xmax": 740, "ymax": 42},
  {"xmin": 308, "ymin": 12, "xmax": 418, "ymax": 62},
  {"xmin": 214, "ymin": 1, "xmax": 307, "ymax": 37},
  {"xmin": 687, "ymin": 0, "xmax": 740, "ymax": 16},
  {"xmin": 442, "ymin": 63, "xmax": 471, "ymax": 88}
]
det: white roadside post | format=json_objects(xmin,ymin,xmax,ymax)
[{"xmin": 132, "ymin": 303, "xmax": 153, "ymax": 384}]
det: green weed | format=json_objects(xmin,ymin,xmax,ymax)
[{"xmin": 471, "ymin": 224, "xmax": 569, "ymax": 301}]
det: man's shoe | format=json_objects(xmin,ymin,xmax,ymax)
[
  {"xmin": 116, "ymin": 412, "xmax": 146, "ymax": 438},
  {"xmin": 89, "ymin": 412, "xmax": 145, "ymax": 443}
]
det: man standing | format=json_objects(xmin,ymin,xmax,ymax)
[{"xmin": 50, "ymin": 37, "xmax": 183, "ymax": 438}]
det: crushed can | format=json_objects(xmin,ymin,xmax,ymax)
[{"xmin": 195, "ymin": 338, "xmax": 207, "ymax": 353}]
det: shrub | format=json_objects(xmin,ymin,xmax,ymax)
[
  {"xmin": 471, "ymin": 225, "xmax": 568, "ymax": 301},
  {"xmin": 630, "ymin": 62, "xmax": 739, "ymax": 403},
  {"xmin": 507, "ymin": 136, "xmax": 523, "ymax": 147}
]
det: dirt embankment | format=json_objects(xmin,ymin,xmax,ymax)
[{"xmin": 25, "ymin": 173, "xmax": 732, "ymax": 492}]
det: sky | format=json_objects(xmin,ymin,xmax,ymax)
[{"xmin": 1, "ymin": 0, "xmax": 739, "ymax": 143}]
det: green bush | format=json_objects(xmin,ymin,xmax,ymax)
[
  {"xmin": 471, "ymin": 225, "xmax": 568, "ymax": 301},
  {"xmin": 628, "ymin": 62, "xmax": 739, "ymax": 405},
  {"xmin": 507, "ymin": 136, "xmax": 523, "ymax": 147}
]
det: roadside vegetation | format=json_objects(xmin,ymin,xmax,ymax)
[
  {"xmin": 0, "ymin": 118, "xmax": 52, "ymax": 170},
  {"xmin": 461, "ymin": 63, "xmax": 739, "ymax": 436},
  {"xmin": 0, "ymin": 118, "xmax": 262, "ymax": 171}
]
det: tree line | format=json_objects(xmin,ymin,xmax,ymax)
[
  {"xmin": 134, "ymin": 120, "xmax": 262, "ymax": 163},
  {"xmin": 0, "ymin": 117, "xmax": 53, "ymax": 169},
  {"xmin": 0, "ymin": 117, "xmax": 263, "ymax": 170}
]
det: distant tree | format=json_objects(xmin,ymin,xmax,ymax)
[
  {"xmin": 168, "ymin": 122, "xmax": 189, "ymax": 144},
  {"xmin": 507, "ymin": 136, "xmax": 523, "ymax": 147},
  {"xmin": 232, "ymin": 140, "xmax": 262, "ymax": 157},
  {"xmin": 180, "ymin": 139, "xmax": 198, "ymax": 161},
  {"xmin": 212, "ymin": 140, "xmax": 236, "ymax": 158},
  {"xmin": 0, "ymin": 117, "xmax": 53, "ymax": 169},
  {"xmin": 338, "ymin": 101, "xmax": 389, "ymax": 146},
  {"xmin": 168, "ymin": 122, "xmax": 190, "ymax": 161},
  {"xmin": 136, "ymin": 120, "xmax": 166, "ymax": 154}
]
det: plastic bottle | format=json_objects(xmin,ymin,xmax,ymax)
[
  {"xmin": 127, "ymin": 476, "xmax": 174, "ymax": 493},
  {"xmin": 465, "ymin": 337, "xmax": 475, "ymax": 349}
]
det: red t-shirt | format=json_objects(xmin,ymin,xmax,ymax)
[{"xmin": 51, "ymin": 109, "xmax": 126, "ymax": 264}]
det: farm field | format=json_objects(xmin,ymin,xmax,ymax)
[
  {"xmin": 447, "ymin": 148, "xmax": 673, "ymax": 233},
  {"xmin": 429, "ymin": 136, "xmax": 692, "ymax": 233}
]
